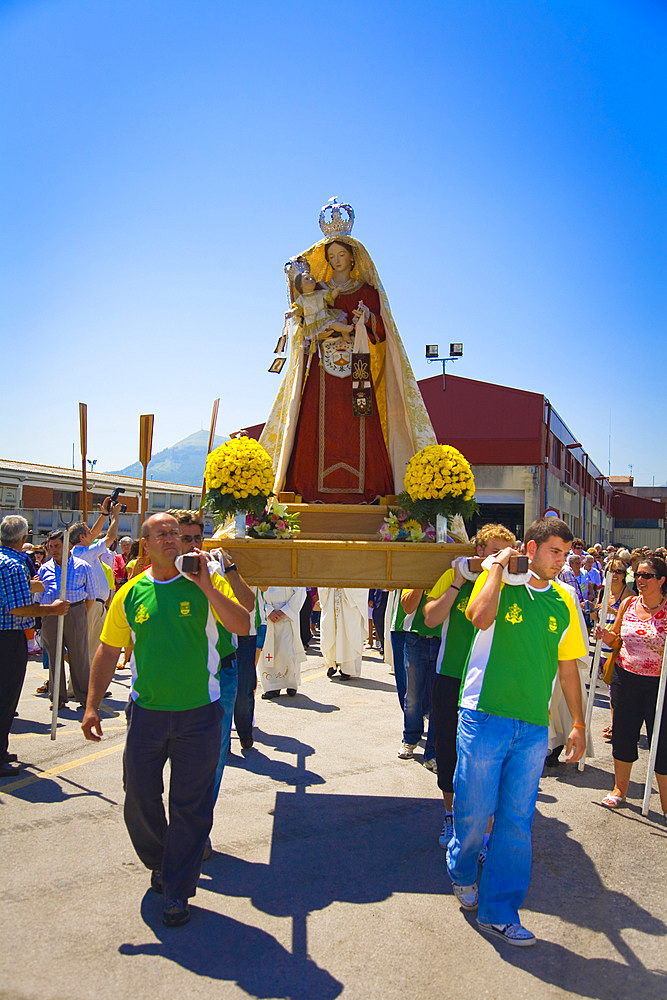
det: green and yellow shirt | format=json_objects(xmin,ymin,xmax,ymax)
[
  {"xmin": 461, "ymin": 572, "xmax": 586, "ymax": 726},
  {"xmin": 428, "ymin": 568, "xmax": 476, "ymax": 679},
  {"xmin": 100, "ymin": 571, "xmax": 227, "ymax": 711}
]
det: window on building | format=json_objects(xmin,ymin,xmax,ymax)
[
  {"xmin": 615, "ymin": 518, "xmax": 662, "ymax": 529},
  {"xmin": 151, "ymin": 493, "xmax": 167, "ymax": 511},
  {"xmin": 0, "ymin": 486, "xmax": 18, "ymax": 507},
  {"xmin": 52, "ymin": 490, "xmax": 78, "ymax": 510}
]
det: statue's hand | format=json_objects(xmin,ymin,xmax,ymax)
[{"xmin": 352, "ymin": 303, "xmax": 370, "ymax": 325}]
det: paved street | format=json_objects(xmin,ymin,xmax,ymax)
[{"xmin": 1, "ymin": 640, "xmax": 666, "ymax": 1000}]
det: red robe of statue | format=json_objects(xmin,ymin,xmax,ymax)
[{"xmin": 285, "ymin": 282, "xmax": 394, "ymax": 503}]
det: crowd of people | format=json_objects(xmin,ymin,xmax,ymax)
[{"xmin": 1, "ymin": 507, "xmax": 665, "ymax": 943}]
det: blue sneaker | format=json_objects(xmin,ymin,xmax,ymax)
[{"xmin": 439, "ymin": 812, "xmax": 454, "ymax": 849}]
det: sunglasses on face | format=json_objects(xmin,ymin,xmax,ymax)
[
  {"xmin": 635, "ymin": 572, "xmax": 657, "ymax": 580},
  {"xmin": 611, "ymin": 570, "xmax": 625, "ymax": 575}
]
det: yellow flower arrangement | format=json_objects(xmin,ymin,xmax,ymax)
[
  {"xmin": 203, "ymin": 437, "xmax": 275, "ymax": 519},
  {"xmin": 399, "ymin": 444, "xmax": 478, "ymax": 523}
]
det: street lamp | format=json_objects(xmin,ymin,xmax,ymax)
[{"xmin": 425, "ymin": 343, "xmax": 463, "ymax": 390}]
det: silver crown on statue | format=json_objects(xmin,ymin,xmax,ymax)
[
  {"xmin": 319, "ymin": 197, "xmax": 355, "ymax": 237},
  {"xmin": 284, "ymin": 255, "xmax": 311, "ymax": 280}
]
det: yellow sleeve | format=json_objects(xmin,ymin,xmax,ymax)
[
  {"xmin": 427, "ymin": 567, "xmax": 455, "ymax": 601},
  {"xmin": 554, "ymin": 582, "xmax": 588, "ymax": 660},
  {"xmin": 210, "ymin": 571, "xmax": 239, "ymax": 626},
  {"xmin": 99, "ymin": 582, "xmax": 133, "ymax": 648}
]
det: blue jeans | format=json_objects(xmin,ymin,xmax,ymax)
[
  {"xmin": 402, "ymin": 634, "xmax": 438, "ymax": 759},
  {"xmin": 447, "ymin": 708, "xmax": 548, "ymax": 926},
  {"xmin": 212, "ymin": 655, "xmax": 238, "ymax": 804},
  {"xmin": 233, "ymin": 634, "xmax": 257, "ymax": 741}
]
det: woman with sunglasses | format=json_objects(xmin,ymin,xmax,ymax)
[
  {"xmin": 595, "ymin": 555, "xmax": 667, "ymax": 818},
  {"xmin": 591, "ymin": 559, "xmax": 633, "ymax": 740}
]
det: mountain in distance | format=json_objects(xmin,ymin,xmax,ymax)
[{"xmin": 109, "ymin": 430, "xmax": 228, "ymax": 486}]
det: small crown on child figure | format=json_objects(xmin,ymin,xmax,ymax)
[
  {"xmin": 284, "ymin": 255, "xmax": 311, "ymax": 280},
  {"xmin": 319, "ymin": 197, "xmax": 355, "ymax": 238}
]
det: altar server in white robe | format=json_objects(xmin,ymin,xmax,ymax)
[
  {"xmin": 319, "ymin": 587, "xmax": 367, "ymax": 680},
  {"xmin": 257, "ymin": 587, "xmax": 307, "ymax": 698}
]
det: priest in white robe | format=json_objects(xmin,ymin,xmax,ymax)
[
  {"xmin": 319, "ymin": 587, "xmax": 367, "ymax": 679},
  {"xmin": 257, "ymin": 587, "xmax": 307, "ymax": 698}
]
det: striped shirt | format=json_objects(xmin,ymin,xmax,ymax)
[{"xmin": 0, "ymin": 546, "xmax": 34, "ymax": 630}]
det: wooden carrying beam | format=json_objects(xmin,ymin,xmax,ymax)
[{"xmin": 203, "ymin": 538, "xmax": 472, "ymax": 589}]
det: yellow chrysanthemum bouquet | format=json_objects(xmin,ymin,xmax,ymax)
[
  {"xmin": 398, "ymin": 444, "xmax": 478, "ymax": 525},
  {"xmin": 203, "ymin": 437, "xmax": 275, "ymax": 520}
]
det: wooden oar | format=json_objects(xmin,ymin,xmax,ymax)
[
  {"xmin": 578, "ymin": 565, "xmax": 613, "ymax": 771},
  {"xmin": 50, "ymin": 527, "xmax": 71, "ymax": 740},
  {"xmin": 79, "ymin": 403, "xmax": 88, "ymax": 523},
  {"xmin": 138, "ymin": 414, "xmax": 154, "ymax": 553},
  {"xmin": 200, "ymin": 398, "xmax": 220, "ymax": 511},
  {"xmin": 642, "ymin": 634, "xmax": 667, "ymax": 815}
]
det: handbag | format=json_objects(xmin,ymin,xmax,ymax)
[{"xmin": 602, "ymin": 597, "xmax": 631, "ymax": 685}]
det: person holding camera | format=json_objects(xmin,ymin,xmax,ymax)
[
  {"xmin": 69, "ymin": 495, "xmax": 123, "ymax": 667},
  {"xmin": 81, "ymin": 512, "xmax": 250, "ymax": 927}
]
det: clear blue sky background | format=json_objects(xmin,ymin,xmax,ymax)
[{"xmin": 2, "ymin": 0, "xmax": 665, "ymax": 483}]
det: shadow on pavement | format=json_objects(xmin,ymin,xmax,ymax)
[{"xmin": 119, "ymin": 893, "xmax": 343, "ymax": 1000}]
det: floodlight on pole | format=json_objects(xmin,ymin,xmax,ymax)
[{"xmin": 425, "ymin": 343, "xmax": 464, "ymax": 390}]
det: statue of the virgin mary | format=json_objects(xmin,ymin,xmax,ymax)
[{"xmin": 260, "ymin": 199, "xmax": 437, "ymax": 504}]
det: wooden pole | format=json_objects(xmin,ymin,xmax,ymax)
[
  {"xmin": 50, "ymin": 527, "xmax": 71, "ymax": 740},
  {"xmin": 79, "ymin": 403, "xmax": 88, "ymax": 523},
  {"xmin": 200, "ymin": 398, "xmax": 220, "ymax": 510},
  {"xmin": 139, "ymin": 414, "xmax": 154, "ymax": 553},
  {"xmin": 578, "ymin": 565, "xmax": 613, "ymax": 772},
  {"xmin": 642, "ymin": 635, "xmax": 667, "ymax": 815}
]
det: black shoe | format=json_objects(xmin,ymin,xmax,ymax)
[
  {"xmin": 150, "ymin": 870, "xmax": 163, "ymax": 894},
  {"xmin": 286, "ymin": 688, "xmax": 297, "ymax": 696},
  {"xmin": 0, "ymin": 763, "xmax": 20, "ymax": 777},
  {"xmin": 326, "ymin": 666, "xmax": 337, "ymax": 678},
  {"xmin": 240, "ymin": 735, "xmax": 254, "ymax": 750},
  {"xmin": 339, "ymin": 672, "xmax": 351, "ymax": 681},
  {"xmin": 261, "ymin": 690, "xmax": 281, "ymax": 699},
  {"xmin": 2, "ymin": 753, "xmax": 18, "ymax": 763},
  {"xmin": 162, "ymin": 898, "xmax": 190, "ymax": 927}
]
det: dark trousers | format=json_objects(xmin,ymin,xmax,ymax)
[
  {"xmin": 0, "ymin": 630, "xmax": 28, "ymax": 758},
  {"xmin": 432, "ymin": 671, "xmax": 462, "ymax": 793},
  {"xmin": 299, "ymin": 592, "xmax": 313, "ymax": 649},
  {"xmin": 611, "ymin": 665, "xmax": 667, "ymax": 772},
  {"xmin": 372, "ymin": 591, "xmax": 388, "ymax": 655},
  {"xmin": 233, "ymin": 634, "xmax": 257, "ymax": 740},
  {"xmin": 41, "ymin": 603, "xmax": 89, "ymax": 705},
  {"xmin": 391, "ymin": 630, "xmax": 407, "ymax": 709},
  {"xmin": 123, "ymin": 699, "xmax": 222, "ymax": 900}
]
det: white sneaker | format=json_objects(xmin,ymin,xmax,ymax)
[
  {"xmin": 422, "ymin": 757, "xmax": 437, "ymax": 773},
  {"xmin": 452, "ymin": 882, "xmax": 478, "ymax": 910},
  {"xmin": 397, "ymin": 742, "xmax": 417, "ymax": 759},
  {"xmin": 477, "ymin": 921, "xmax": 536, "ymax": 947},
  {"xmin": 439, "ymin": 813, "xmax": 454, "ymax": 849}
]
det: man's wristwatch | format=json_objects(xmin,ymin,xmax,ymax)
[{"xmin": 225, "ymin": 563, "xmax": 238, "ymax": 574}]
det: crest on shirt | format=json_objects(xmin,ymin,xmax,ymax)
[
  {"xmin": 135, "ymin": 604, "xmax": 150, "ymax": 624},
  {"xmin": 505, "ymin": 603, "xmax": 523, "ymax": 625},
  {"xmin": 456, "ymin": 596, "xmax": 469, "ymax": 614},
  {"xmin": 548, "ymin": 616, "xmax": 558, "ymax": 632},
  {"xmin": 180, "ymin": 602, "xmax": 191, "ymax": 616}
]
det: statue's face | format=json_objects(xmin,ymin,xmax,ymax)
[
  {"xmin": 327, "ymin": 243, "xmax": 353, "ymax": 273},
  {"xmin": 301, "ymin": 274, "xmax": 316, "ymax": 293}
]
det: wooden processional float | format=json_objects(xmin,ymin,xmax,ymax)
[{"xmin": 203, "ymin": 198, "xmax": 474, "ymax": 587}]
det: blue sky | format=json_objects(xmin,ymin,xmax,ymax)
[{"xmin": 2, "ymin": 0, "xmax": 665, "ymax": 484}]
